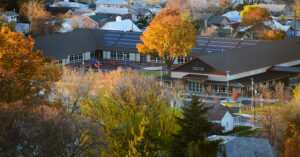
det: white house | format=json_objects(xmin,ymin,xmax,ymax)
[
  {"xmin": 101, "ymin": 16, "xmax": 141, "ymax": 32},
  {"xmin": 1, "ymin": 11, "xmax": 18, "ymax": 22},
  {"xmin": 207, "ymin": 109, "xmax": 234, "ymax": 132}
]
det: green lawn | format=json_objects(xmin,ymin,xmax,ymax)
[
  {"xmin": 238, "ymin": 128, "xmax": 261, "ymax": 136},
  {"xmin": 222, "ymin": 102, "xmax": 243, "ymax": 107},
  {"xmin": 222, "ymin": 126, "xmax": 252, "ymax": 135}
]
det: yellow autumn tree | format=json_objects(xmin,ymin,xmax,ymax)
[
  {"xmin": 0, "ymin": 27, "xmax": 61, "ymax": 104},
  {"xmin": 241, "ymin": 5, "xmax": 271, "ymax": 26},
  {"xmin": 137, "ymin": 7, "xmax": 197, "ymax": 74},
  {"xmin": 284, "ymin": 124, "xmax": 300, "ymax": 157},
  {"xmin": 263, "ymin": 29, "xmax": 286, "ymax": 40}
]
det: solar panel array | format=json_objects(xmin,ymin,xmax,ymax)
[
  {"xmin": 116, "ymin": 32, "xmax": 143, "ymax": 48},
  {"xmin": 103, "ymin": 31, "xmax": 122, "ymax": 47},
  {"xmin": 103, "ymin": 31, "xmax": 259, "ymax": 53},
  {"xmin": 238, "ymin": 40, "xmax": 258, "ymax": 48},
  {"xmin": 202, "ymin": 38, "xmax": 241, "ymax": 53}
]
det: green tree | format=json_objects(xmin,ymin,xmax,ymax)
[
  {"xmin": 81, "ymin": 69, "xmax": 182, "ymax": 156},
  {"xmin": 172, "ymin": 96, "xmax": 216, "ymax": 157}
]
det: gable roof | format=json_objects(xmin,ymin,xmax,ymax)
[
  {"xmin": 199, "ymin": 13, "xmax": 213, "ymax": 21},
  {"xmin": 222, "ymin": 11, "xmax": 241, "ymax": 23},
  {"xmin": 199, "ymin": 37, "xmax": 300, "ymax": 74},
  {"xmin": 208, "ymin": 16, "xmax": 229, "ymax": 25},
  {"xmin": 225, "ymin": 137, "xmax": 274, "ymax": 157},
  {"xmin": 101, "ymin": 19, "xmax": 141, "ymax": 32},
  {"xmin": 1, "ymin": 11, "xmax": 18, "ymax": 17},
  {"xmin": 46, "ymin": 6, "xmax": 73, "ymax": 15},
  {"xmin": 207, "ymin": 109, "xmax": 231, "ymax": 121},
  {"xmin": 34, "ymin": 29, "xmax": 107, "ymax": 60},
  {"xmin": 89, "ymin": 14, "xmax": 113, "ymax": 24}
]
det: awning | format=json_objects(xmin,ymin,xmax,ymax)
[{"xmin": 268, "ymin": 66, "xmax": 300, "ymax": 73}]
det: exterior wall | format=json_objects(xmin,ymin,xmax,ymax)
[
  {"xmin": 171, "ymin": 71, "xmax": 226, "ymax": 81},
  {"xmin": 146, "ymin": 55, "xmax": 151, "ymax": 62},
  {"xmin": 129, "ymin": 53, "xmax": 136, "ymax": 61},
  {"xmin": 136, "ymin": 54, "xmax": 140, "ymax": 62},
  {"xmin": 221, "ymin": 112, "xmax": 234, "ymax": 132},
  {"xmin": 84, "ymin": 52, "xmax": 91, "ymax": 60}
]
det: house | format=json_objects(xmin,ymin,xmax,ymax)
[
  {"xmin": 101, "ymin": 16, "xmax": 141, "ymax": 32},
  {"xmin": 131, "ymin": 8, "xmax": 153, "ymax": 22},
  {"xmin": 46, "ymin": 6, "xmax": 74, "ymax": 16},
  {"xmin": 258, "ymin": 4, "xmax": 286, "ymax": 16},
  {"xmin": 208, "ymin": 109, "xmax": 234, "ymax": 132},
  {"xmin": 15, "ymin": 23, "xmax": 30, "ymax": 34},
  {"xmin": 170, "ymin": 37, "xmax": 300, "ymax": 95},
  {"xmin": 199, "ymin": 13, "xmax": 213, "ymax": 28},
  {"xmin": 208, "ymin": 16, "xmax": 230, "ymax": 28},
  {"xmin": 88, "ymin": 14, "xmax": 113, "ymax": 28},
  {"xmin": 286, "ymin": 20, "xmax": 300, "ymax": 37},
  {"xmin": 60, "ymin": 15, "xmax": 100, "ymax": 32},
  {"xmin": 50, "ymin": 1, "xmax": 89, "ymax": 9},
  {"xmin": 1, "ymin": 11, "xmax": 18, "ymax": 22},
  {"xmin": 222, "ymin": 11, "xmax": 241, "ymax": 29},
  {"xmin": 224, "ymin": 137, "xmax": 274, "ymax": 157},
  {"xmin": 34, "ymin": 29, "xmax": 300, "ymax": 95}
]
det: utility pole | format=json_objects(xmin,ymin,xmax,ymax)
[
  {"xmin": 226, "ymin": 71, "xmax": 230, "ymax": 101},
  {"xmin": 294, "ymin": 10, "xmax": 297, "ymax": 37}
]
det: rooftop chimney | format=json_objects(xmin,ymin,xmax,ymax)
[{"xmin": 116, "ymin": 16, "xmax": 122, "ymax": 22}]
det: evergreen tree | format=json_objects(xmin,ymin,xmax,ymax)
[{"xmin": 172, "ymin": 96, "xmax": 213, "ymax": 157}]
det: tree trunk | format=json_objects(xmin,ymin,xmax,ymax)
[{"xmin": 162, "ymin": 56, "xmax": 176, "ymax": 77}]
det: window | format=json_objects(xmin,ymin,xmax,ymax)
[
  {"xmin": 91, "ymin": 51, "xmax": 99, "ymax": 59},
  {"xmin": 187, "ymin": 80, "xmax": 200, "ymax": 92},
  {"xmin": 140, "ymin": 54, "xmax": 147, "ymax": 63},
  {"xmin": 59, "ymin": 59, "xmax": 63, "ymax": 65},
  {"xmin": 289, "ymin": 75, "xmax": 299, "ymax": 87},
  {"xmin": 111, "ymin": 52, "xmax": 116, "ymax": 60},
  {"xmin": 150, "ymin": 56, "xmax": 163, "ymax": 63},
  {"xmin": 111, "ymin": 52, "xmax": 129, "ymax": 60},
  {"xmin": 70, "ymin": 53, "xmax": 83, "ymax": 63},
  {"xmin": 177, "ymin": 57, "xmax": 191, "ymax": 64},
  {"xmin": 70, "ymin": 55, "xmax": 75, "ymax": 63}
]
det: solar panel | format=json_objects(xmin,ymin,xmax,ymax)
[
  {"xmin": 201, "ymin": 37, "xmax": 241, "ymax": 53},
  {"xmin": 238, "ymin": 40, "xmax": 258, "ymax": 48},
  {"xmin": 103, "ymin": 31, "xmax": 122, "ymax": 47},
  {"xmin": 116, "ymin": 32, "xmax": 143, "ymax": 48}
]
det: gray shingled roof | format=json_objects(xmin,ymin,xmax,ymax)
[
  {"xmin": 225, "ymin": 137, "xmax": 274, "ymax": 157},
  {"xmin": 208, "ymin": 16, "xmax": 228, "ymax": 25},
  {"xmin": 89, "ymin": 14, "xmax": 113, "ymax": 24},
  {"xmin": 199, "ymin": 37, "xmax": 300, "ymax": 74},
  {"xmin": 1, "ymin": 11, "xmax": 18, "ymax": 17},
  {"xmin": 34, "ymin": 29, "xmax": 107, "ymax": 60}
]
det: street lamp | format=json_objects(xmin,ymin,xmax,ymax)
[
  {"xmin": 226, "ymin": 71, "xmax": 230, "ymax": 100},
  {"xmin": 82, "ymin": 62, "xmax": 85, "ymax": 75},
  {"xmin": 160, "ymin": 66, "xmax": 163, "ymax": 86}
]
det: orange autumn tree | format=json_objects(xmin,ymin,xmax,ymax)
[
  {"xmin": 137, "ymin": 7, "xmax": 197, "ymax": 74},
  {"xmin": 241, "ymin": 5, "xmax": 271, "ymax": 26},
  {"xmin": 0, "ymin": 27, "xmax": 61, "ymax": 104},
  {"xmin": 263, "ymin": 29, "xmax": 286, "ymax": 40}
]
